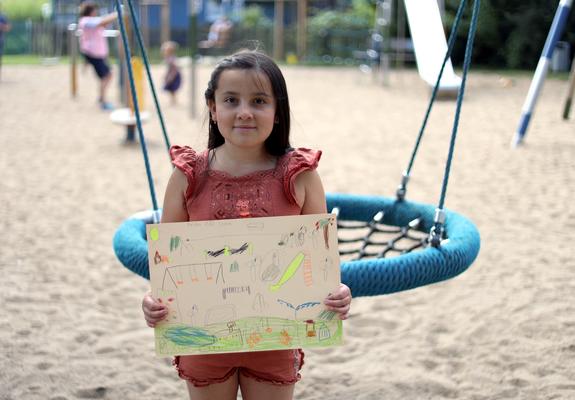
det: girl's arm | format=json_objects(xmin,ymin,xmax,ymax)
[
  {"xmin": 160, "ymin": 168, "xmax": 189, "ymax": 223},
  {"xmin": 97, "ymin": 12, "xmax": 118, "ymax": 28},
  {"xmin": 142, "ymin": 168, "xmax": 189, "ymax": 327},
  {"xmin": 295, "ymin": 170, "xmax": 352, "ymax": 320}
]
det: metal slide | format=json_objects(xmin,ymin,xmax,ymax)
[{"xmin": 403, "ymin": 0, "xmax": 461, "ymax": 93}]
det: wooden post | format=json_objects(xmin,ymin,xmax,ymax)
[
  {"xmin": 68, "ymin": 23, "xmax": 78, "ymax": 97},
  {"xmin": 562, "ymin": 56, "xmax": 575, "ymax": 120},
  {"xmin": 189, "ymin": 0, "xmax": 200, "ymax": 119},
  {"xmin": 297, "ymin": 0, "xmax": 308, "ymax": 62},
  {"xmin": 161, "ymin": 0, "xmax": 170, "ymax": 44},
  {"xmin": 396, "ymin": 0, "xmax": 406, "ymax": 70},
  {"xmin": 273, "ymin": 0, "xmax": 285, "ymax": 61},
  {"xmin": 140, "ymin": 3, "xmax": 150, "ymax": 48}
]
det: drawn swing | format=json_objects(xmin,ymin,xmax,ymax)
[{"xmin": 113, "ymin": 0, "xmax": 481, "ymax": 298}]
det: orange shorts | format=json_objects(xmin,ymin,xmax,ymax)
[{"xmin": 174, "ymin": 349, "xmax": 304, "ymax": 387}]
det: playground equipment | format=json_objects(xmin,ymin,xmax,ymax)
[
  {"xmin": 109, "ymin": 56, "xmax": 150, "ymax": 143},
  {"xmin": 112, "ymin": 0, "xmax": 481, "ymax": 298},
  {"xmin": 562, "ymin": 55, "xmax": 575, "ymax": 120},
  {"xmin": 512, "ymin": 0, "xmax": 573, "ymax": 147},
  {"xmin": 403, "ymin": 0, "xmax": 461, "ymax": 96},
  {"xmin": 360, "ymin": 0, "xmax": 460, "ymax": 96},
  {"xmin": 138, "ymin": 0, "xmax": 171, "ymax": 47},
  {"xmin": 68, "ymin": 16, "xmax": 152, "ymax": 143}
]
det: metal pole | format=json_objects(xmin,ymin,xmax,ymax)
[
  {"xmin": 562, "ymin": 56, "xmax": 575, "ymax": 119},
  {"xmin": 512, "ymin": 0, "xmax": 573, "ymax": 147}
]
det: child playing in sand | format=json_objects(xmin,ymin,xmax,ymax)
[
  {"xmin": 142, "ymin": 50, "xmax": 352, "ymax": 400},
  {"xmin": 161, "ymin": 41, "xmax": 182, "ymax": 105},
  {"xmin": 78, "ymin": 1, "xmax": 118, "ymax": 110}
]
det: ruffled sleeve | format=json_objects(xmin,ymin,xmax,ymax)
[
  {"xmin": 282, "ymin": 148, "xmax": 322, "ymax": 205},
  {"xmin": 169, "ymin": 145, "xmax": 200, "ymax": 195}
]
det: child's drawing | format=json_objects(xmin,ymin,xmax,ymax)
[{"xmin": 147, "ymin": 213, "xmax": 342, "ymax": 356}]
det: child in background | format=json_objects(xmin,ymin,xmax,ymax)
[
  {"xmin": 0, "ymin": 6, "xmax": 11, "ymax": 82},
  {"xmin": 161, "ymin": 41, "xmax": 182, "ymax": 105},
  {"xmin": 78, "ymin": 1, "xmax": 118, "ymax": 110},
  {"xmin": 142, "ymin": 50, "xmax": 352, "ymax": 400}
]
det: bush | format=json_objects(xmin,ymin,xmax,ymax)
[
  {"xmin": 307, "ymin": 0, "xmax": 375, "ymax": 61},
  {"xmin": 445, "ymin": 0, "xmax": 575, "ymax": 69},
  {"xmin": 1, "ymin": 0, "xmax": 45, "ymax": 21}
]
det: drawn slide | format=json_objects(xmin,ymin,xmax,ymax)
[{"xmin": 403, "ymin": 0, "xmax": 461, "ymax": 93}]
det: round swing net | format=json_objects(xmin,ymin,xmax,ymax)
[{"xmin": 112, "ymin": 0, "xmax": 481, "ymax": 298}]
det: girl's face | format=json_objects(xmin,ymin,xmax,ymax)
[{"xmin": 209, "ymin": 69, "xmax": 277, "ymax": 152}]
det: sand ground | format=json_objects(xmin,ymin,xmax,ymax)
[{"xmin": 1, "ymin": 62, "xmax": 574, "ymax": 400}]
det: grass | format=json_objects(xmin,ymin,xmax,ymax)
[
  {"xmin": 2, "ymin": 54, "xmax": 571, "ymax": 81},
  {"xmin": 1, "ymin": 54, "xmax": 69, "ymax": 65}
]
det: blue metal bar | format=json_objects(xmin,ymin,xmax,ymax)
[{"xmin": 512, "ymin": 0, "xmax": 573, "ymax": 147}]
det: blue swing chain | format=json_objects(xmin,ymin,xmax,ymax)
[
  {"xmin": 430, "ymin": 0, "xmax": 480, "ymax": 247},
  {"xmin": 396, "ymin": 0, "xmax": 468, "ymax": 201},
  {"xmin": 114, "ymin": 0, "xmax": 479, "ymax": 243},
  {"xmin": 114, "ymin": 0, "xmax": 159, "ymax": 219},
  {"xmin": 123, "ymin": 0, "xmax": 171, "ymax": 153}
]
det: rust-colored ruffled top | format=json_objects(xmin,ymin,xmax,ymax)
[{"xmin": 169, "ymin": 146, "xmax": 322, "ymax": 221}]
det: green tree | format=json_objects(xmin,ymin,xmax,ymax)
[
  {"xmin": 1, "ymin": 0, "xmax": 45, "ymax": 21},
  {"xmin": 445, "ymin": 0, "xmax": 575, "ymax": 69}
]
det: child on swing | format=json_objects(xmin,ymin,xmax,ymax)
[{"xmin": 142, "ymin": 50, "xmax": 352, "ymax": 400}]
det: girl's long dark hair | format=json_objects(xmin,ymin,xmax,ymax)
[{"xmin": 204, "ymin": 50, "xmax": 291, "ymax": 156}]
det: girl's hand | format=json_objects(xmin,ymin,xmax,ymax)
[
  {"xmin": 142, "ymin": 292, "xmax": 168, "ymax": 327},
  {"xmin": 324, "ymin": 283, "xmax": 352, "ymax": 320}
]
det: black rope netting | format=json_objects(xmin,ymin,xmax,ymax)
[{"xmin": 332, "ymin": 208, "xmax": 429, "ymax": 261}]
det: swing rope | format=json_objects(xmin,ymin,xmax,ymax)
[
  {"xmin": 115, "ymin": 0, "xmax": 159, "ymax": 218},
  {"xmin": 430, "ymin": 0, "xmax": 480, "ymax": 246},
  {"xmin": 123, "ymin": 0, "xmax": 172, "ymax": 153},
  {"xmin": 112, "ymin": 0, "xmax": 481, "ymax": 294},
  {"xmin": 396, "ymin": 0, "xmax": 468, "ymax": 201}
]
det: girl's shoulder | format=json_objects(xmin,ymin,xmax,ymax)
[
  {"xmin": 279, "ymin": 148, "xmax": 323, "ymax": 206},
  {"xmin": 280, "ymin": 147, "xmax": 322, "ymax": 172},
  {"xmin": 169, "ymin": 145, "xmax": 208, "ymax": 178}
]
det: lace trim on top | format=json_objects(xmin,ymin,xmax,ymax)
[{"xmin": 169, "ymin": 146, "xmax": 322, "ymax": 207}]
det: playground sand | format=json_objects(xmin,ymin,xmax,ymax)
[{"xmin": 1, "ymin": 64, "xmax": 574, "ymax": 399}]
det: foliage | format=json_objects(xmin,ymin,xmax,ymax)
[
  {"xmin": 0, "ymin": 0, "xmax": 45, "ymax": 21},
  {"xmin": 444, "ymin": 0, "xmax": 575, "ymax": 69},
  {"xmin": 239, "ymin": 5, "xmax": 272, "ymax": 30},
  {"xmin": 307, "ymin": 0, "xmax": 375, "ymax": 60},
  {"xmin": 308, "ymin": 0, "xmax": 374, "ymax": 35}
]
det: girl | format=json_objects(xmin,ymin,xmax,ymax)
[
  {"xmin": 78, "ymin": 1, "xmax": 118, "ymax": 110},
  {"xmin": 160, "ymin": 41, "xmax": 182, "ymax": 105},
  {"xmin": 142, "ymin": 50, "xmax": 352, "ymax": 400}
]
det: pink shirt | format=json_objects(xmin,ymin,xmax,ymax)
[
  {"xmin": 78, "ymin": 16, "xmax": 109, "ymax": 58},
  {"xmin": 170, "ymin": 146, "xmax": 322, "ymax": 221}
]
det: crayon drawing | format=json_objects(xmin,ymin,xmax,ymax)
[{"xmin": 147, "ymin": 213, "xmax": 342, "ymax": 356}]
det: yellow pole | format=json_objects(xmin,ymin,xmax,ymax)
[{"xmin": 129, "ymin": 56, "xmax": 145, "ymax": 114}]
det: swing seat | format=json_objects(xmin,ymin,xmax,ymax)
[
  {"xmin": 113, "ymin": 193, "xmax": 480, "ymax": 297},
  {"xmin": 110, "ymin": 108, "xmax": 151, "ymax": 126}
]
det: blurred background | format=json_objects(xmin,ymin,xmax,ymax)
[{"xmin": 1, "ymin": 0, "xmax": 574, "ymax": 72}]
